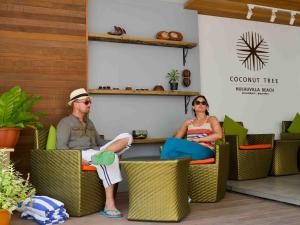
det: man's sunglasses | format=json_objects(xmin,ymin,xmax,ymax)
[
  {"xmin": 77, "ymin": 100, "xmax": 92, "ymax": 105},
  {"xmin": 194, "ymin": 100, "xmax": 207, "ymax": 106}
]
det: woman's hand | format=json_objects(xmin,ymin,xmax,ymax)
[
  {"xmin": 187, "ymin": 138, "xmax": 201, "ymax": 143},
  {"xmin": 185, "ymin": 119, "xmax": 194, "ymax": 125},
  {"xmin": 174, "ymin": 118, "xmax": 194, "ymax": 138}
]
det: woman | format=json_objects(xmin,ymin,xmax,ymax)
[{"xmin": 161, "ymin": 95, "xmax": 223, "ymax": 160}]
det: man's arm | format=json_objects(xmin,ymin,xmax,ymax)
[
  {"xmin": 56, "ymin": 119, "xmax": 71, "ymax": 149},
  {"xmin": 90, "ymin": 122, "xmax": 107, "ymax": 146}
]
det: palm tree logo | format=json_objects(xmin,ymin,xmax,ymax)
[{"xmin": 236, "ymin": 32, "xmax": 270, "ymax": 71}]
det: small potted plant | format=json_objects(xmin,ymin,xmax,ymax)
[
  {"xmin": 0, "ymin": 151, "xmax": 36, "ymax": 225},
  {"xmin": 166, "ymin": 69, "xmax": 180, "ymax": 90},
  {"xmin": 0, "ymin": 85, "xmax": 46, "ymax": 148}
]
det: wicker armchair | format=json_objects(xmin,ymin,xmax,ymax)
[
  {"xmin": 188, "ymin": 143, "xmax": 230, "ymax": 202},
  {"xmin": 222, "ymin": 122, "xmax": 274, "ymax": 180},
  {"xmin": 281, "ymin": 121, "xmax": 300, "ymax": 140},
  {"xmin": 271, "ymin": 140, "xmax": 300, "ymax": 176},
  {"xmin": 31, "ymin": 129, "xmax": 105, "ymax": 217}
]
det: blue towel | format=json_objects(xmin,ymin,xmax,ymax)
[
  {"xmin": 23, "ymin": 206, "xmax": 68, "ymax": 218},
  {"xmin": 19, "ymin": 196, "xmax": 69, "ymax": 225},
  {"xmin": 24, "ymin": 207, "xmax": 69, "ymax": 220},
  {"xmin": 19, "ymin": 196, "xmax": 64, "ymax": 212},
  {"xmin": 21, "ymin": 211, "xmax": 65, "ymax": 225}
]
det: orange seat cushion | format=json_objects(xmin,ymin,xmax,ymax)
[
  {"xmin": 190, "ymin": 157, "xmax": 215, "ymax": 165},
  {"xmin": 82, "ymin": 165, "xmax": 97, "ymax": 171},
  {"xmin": 239, "ymin": 144, "xmax": 272, "ymax": 150}
]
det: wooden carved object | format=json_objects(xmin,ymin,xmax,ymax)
[
  {"xmin": 168, "ymin": 31, "xmax": 183, "ymax": 41},
  {"xmin": 108, "ymin": 26, "xmax": 126, "ymax": 36},
  {"xmin": 156, "ymin": 31, "xmax": 170, "ymax": 40},
  {"xmin": 182, "ymin": 69, "xmax": 191, "ymax": 87},
  {"xmin": 156, "ymin": 31, "xmax": 183, "ymax": 41}
]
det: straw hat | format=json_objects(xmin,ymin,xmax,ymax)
[{"xmin": 68, "ymin": 88, "xmax": 89, "ymax": 106}]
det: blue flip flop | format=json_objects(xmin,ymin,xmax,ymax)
[
  {"xmin": 91, "ymin": 151, "xmax": 115, "ymax": 166},
  {"xmin": 100, "ymin": 210, "xmax": 122, "ymax": 218}
]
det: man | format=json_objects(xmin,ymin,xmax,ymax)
[{"xmin": 56, "ymin": 88, "xmax": 132, "ymax": 218}]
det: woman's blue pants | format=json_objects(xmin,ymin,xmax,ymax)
[{"xmin": 161, "ymin": 137, "xmax": 214, "ymax": 160}]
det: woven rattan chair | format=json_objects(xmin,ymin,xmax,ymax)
[
  {"xmin": 271, "ymin": 140, "xmax": 300, "ymax": 176},
  {"xmin": 281, "ymin": 121, "xmax": 300, "ymax": 140},
  {"xmin": 31, "ymin": 129, "xmax": 105, "ymax": 216},
  {"xmin": 222, "ymin": 122, "xmax": 274, "ymax": 180},
  {"xmin": 121, "ymin": 158, "xmax": 190, "ymax": 222},
  {"xmin": 188, "ymin": 143, "xmax": 230, "ymax": 202}
]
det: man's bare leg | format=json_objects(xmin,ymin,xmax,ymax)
[
  {"xmin": 104, "ymin": 184, "xmax": 120, "ymax": 216},
  {"xmin": 105, "ymin": 137, "xmax": 130, "ymax": 153}
]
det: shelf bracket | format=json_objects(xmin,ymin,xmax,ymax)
[
  {"xmin": 184, "ymin": 96, "xmax": 191, "ymax": 114},
  {"xmin": 182, "ymin": 48, "xmax": 189, "ymax": 66}
]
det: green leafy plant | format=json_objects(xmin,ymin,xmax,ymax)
[
  {"xmin": 0, "ymin": 86, "xmax": 46, "ymax": 128},
  {"xmin": 0, "ymin": 151, "xmax": 36, "ymax": 213},
  {"xmin": 166, "ymin": 69, "xmax": 180, "ymax": 83}
]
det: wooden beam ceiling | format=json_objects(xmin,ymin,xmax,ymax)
[{"xmin": 184, "ymin": 0, "xmax": 300, "ymax": 27}]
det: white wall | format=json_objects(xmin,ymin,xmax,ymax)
[
  {"xmin": 198, "ymin": 15, "xmax": 300, "ymax": 138},
  {"xmin": 88, "ymin": 0, "xmax": 199, "ymax": 191},
  {"xmin": 88, "ymin": 0, "xmax": 199, "ymax": 149}
]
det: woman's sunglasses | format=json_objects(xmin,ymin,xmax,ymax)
[{"xmin": 194, "ymin": 100, "xmax": 207, "ymax": 106}]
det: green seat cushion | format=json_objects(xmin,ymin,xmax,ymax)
[
  {"xmin": 46, "ymin": 125, "xmax": 56, "ymax": 150},
  {"xmin": 287, "ymin": 113, "xmax": 300, "ymax": 133},
  {"xmin": 223, "ymin": 115, "xmax": 248, "ymax": 145}
]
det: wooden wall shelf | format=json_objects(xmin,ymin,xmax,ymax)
[
  {"xmin": 88, "ymin": 89, "xmax": 200, "ymax": 114},
  {"xmin": 88, "ymin": 33, "xmax": 197, "ymax": 49},
  {"xmin": 88, "ymin": 89, "xmax": 200, "ymax": 96},
  {"xmin": 133, "ymin": 138, "xmax": 166, "ymax": 144}
]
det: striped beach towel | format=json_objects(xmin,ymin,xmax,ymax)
[{"xmin": 19, "ymin": 196, "xmax": 69, "ymax": 225}]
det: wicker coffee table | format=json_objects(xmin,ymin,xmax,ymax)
[{"xmin": 121, "ymin": 157, "xmax": 190, "ymax": 222}]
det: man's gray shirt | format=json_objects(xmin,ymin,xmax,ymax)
[{"xmin": 56, "ymin": 114, "xmax": 106, "ymax": 150}]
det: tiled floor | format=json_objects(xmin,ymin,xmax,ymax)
[
  {"xmin": 227, "ymin": 174, "xmax": 300, "ymax": 205},
  {"xmin": 11, "ymin": 175, "xmax": 300, "ymax": 225},
  {"xmin": 11, "ymin": 191, "xmax": 300, "ymax": 225}
]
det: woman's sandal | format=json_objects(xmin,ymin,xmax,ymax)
[{"xmin": 91, "ymin": 151, "xmax": 115, "ymax": 166}]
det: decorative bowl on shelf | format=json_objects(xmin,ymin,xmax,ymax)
[
  {"xmin": 132, "ymin": 130, "xmax": 148, "ymax": 139},
  {"xmin": 98, "ymin": 86, "xmax": 111, "ymax": 89},
  {"xmin": 156, "ymin": 31, "xmax": 169, "ymax": 40},
  {"xmin": 153, "ymin": 84, "xmax": 164, "ymax": 91},
  {"xmin": 168, "ymin": 31, "xmax": 183, "ymax": 41}
]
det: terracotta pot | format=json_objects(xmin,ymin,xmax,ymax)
[
  {"xmin": 0, "ymin": 209, "xmax": 11, "ymax": 225},
  {"xmin": 0, "ymin": 128, "xmax": 21, "ymax": 148}
]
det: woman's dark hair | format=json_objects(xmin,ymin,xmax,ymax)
[{"xmin": 192, "ymin": 95, "xmax": 209, "ymax": 116}]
